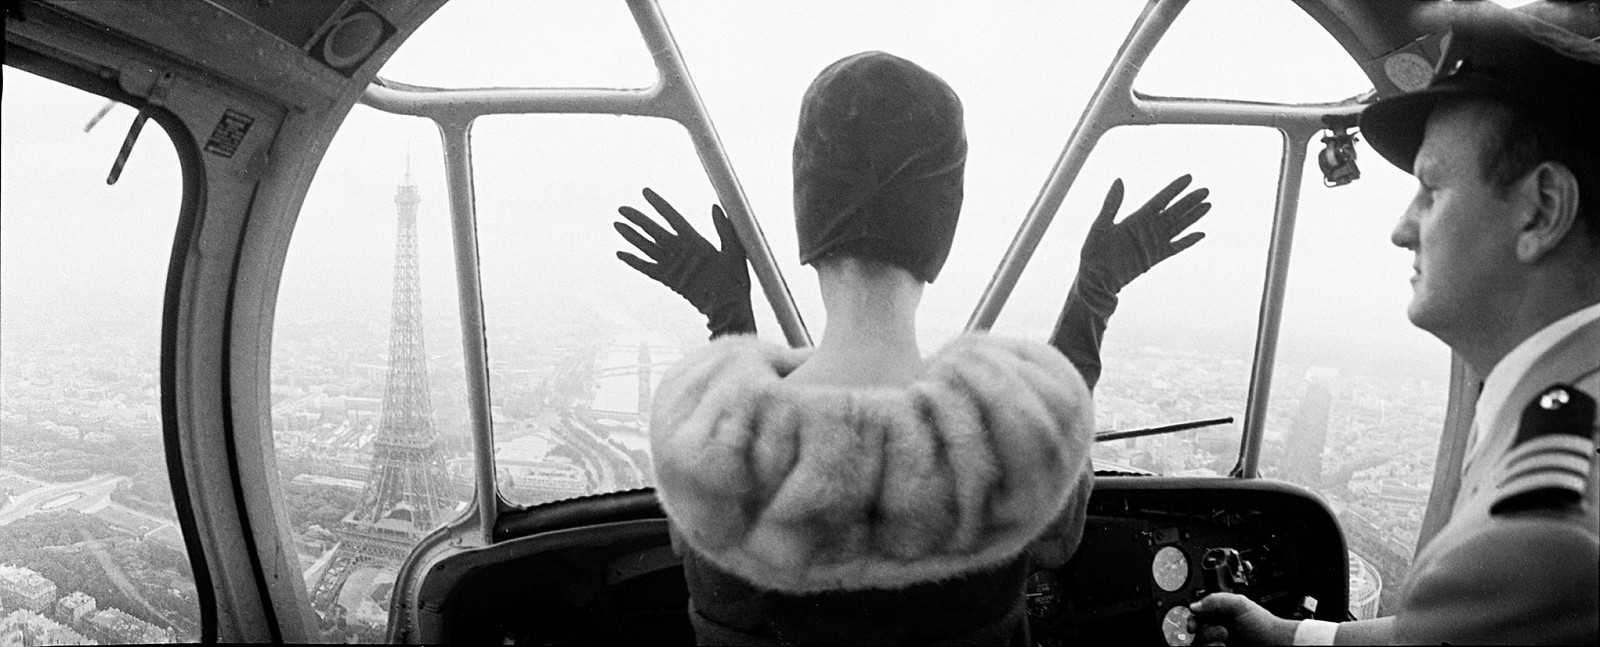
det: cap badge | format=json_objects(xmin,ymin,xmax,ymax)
[{"xmin": 1539, "ymin": 387, "xmax": 1571, "ymax": 410}]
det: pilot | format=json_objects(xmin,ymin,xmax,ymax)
[
  {"xmin": 636, "ymin": 51, "xmax": 1102, "ymax": 645},
  {"xmin": 1190, "ymin": 9, "xmax": 1600, "ymax": 646}
]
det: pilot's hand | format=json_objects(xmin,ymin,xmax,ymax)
[
  {"xmin": 1187, "ymin": 592, "xmax": 1298, "ymax": 646},
  {"xmin": 1077, "ymin": 174, "xmax": 1211, "ymax": 296},
  {"xmin": 614, "ymin": 188, "xmax": 757, "ymax": 338}
]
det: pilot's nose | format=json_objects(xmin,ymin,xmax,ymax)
[{"xmin": 1391, "ymin": 202, "xmax": 1420, "ymax": 250}]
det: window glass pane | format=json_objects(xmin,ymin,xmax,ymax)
[
  {"xmin": 0, "ymin": 67, "xmax": 197, "ymax": 643},
  {"xmin": 1136, "ymin": 0, "xmax": 1373, "ymax": 103},
  {"xmin": 272, "ymin": 105, "xmax": 471, "ymax": 642},
  {"xmin": 470, "ymin": 115, "xmax": 716, "ymax": 505},
  {"xmin": 662, "ymin": 1, "xmax": 1151, "ymax": 344},
  {"xmin": 401, "ymin": 1, "xmax": 1156, "ymax": 504},
  {"xmin": 1262, "ymin": 137, "xmax": 1450, "ymax": 617},
  {"xmin": 992, "ymin": 125, "xmax": 1283, "ymax": 476},
  {"xmin": 380, "ymin": 1, "xmax": 1152, "ymax": 346}
]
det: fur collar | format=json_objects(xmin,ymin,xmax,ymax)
[{"xmin": 650, "ymin": 333, "xmax": 1094, "ymax": 593}]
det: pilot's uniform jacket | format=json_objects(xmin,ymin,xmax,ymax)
[
  {"xmin": 648, "ymin": 334, "xmax": 1096, "ymax": 645},
  {"xmin": 1395, "ymin": 304, "xmax": 1600, "ymax": 644}
]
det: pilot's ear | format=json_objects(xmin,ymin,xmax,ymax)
[{"xmin": 1514, "ymin": 160, "xmax": 1580, "ymax": 264}]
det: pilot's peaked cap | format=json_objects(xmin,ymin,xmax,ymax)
[{"xmin": 1362, "ymin": 9, "xmax": 1600, "ymax": 173}]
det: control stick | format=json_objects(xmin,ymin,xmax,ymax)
[{"xmin": 1201, "ymin": 547, "xmax": 1252, "ymax": 594}]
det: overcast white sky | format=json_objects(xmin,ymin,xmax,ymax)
[{"xmin": 2, "ymin": 0, "xmax": 1456, "ymax": 387}]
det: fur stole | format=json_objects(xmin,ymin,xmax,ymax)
[{"xmin": 650, "ymin": 333, "xmax": 1094, "ymax": 593}]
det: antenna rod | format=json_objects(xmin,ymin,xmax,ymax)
[{"xmin": 84, "ymin": 99, "xmax": 117, "ymax": 133}]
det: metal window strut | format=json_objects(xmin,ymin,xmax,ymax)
[
  {"xmin": 962, "ymin": 0, "xmax": 1360, "ymax": 478},
  {"xmin": 357, "ymin": 0, "xmax": 809, "ymax": 540}
]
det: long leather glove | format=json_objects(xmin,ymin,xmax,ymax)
[
  {"xmin": 1050, "ymin": 175, "xmax": 1211, "ymax": 389},
  {"xmin": 614, "ymin": 188, "xmax": 758, "ymax": 339}
]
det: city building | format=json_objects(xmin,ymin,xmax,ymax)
[
  {"xmin": 86, "ymin": 608, "xmax": 171, "ymax": 644},
  {"xmin": 0, "ymin": 609, "xmax": 96, "ymax": 646},
  {"xmin": 1348, "ymin": 551, "xmax": 1383, "ymax": 620},
  {"xmin": 0, "ymin": 566, "xmax": 57, "ymax": 613},
  {"xmin": 290, "ymin": 474, "xmax": 366, "ymax": 494},
  {"xmin": 498, "ymin": 458, "xmax": 588, "ymax": 502},
  {"xmin": 1283, "ymin": 367, "xmax": 1338, "ymax": 488},
  {"xmin": 1375, "ymin": 478, "xmax": 1429, "ymax": 506},
  {"xmin": 55, "ymin": 592, "xmax": 95, "ymax": 626}
]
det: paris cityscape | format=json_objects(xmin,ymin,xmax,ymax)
[{"xmin": 2, "ymin": 176, "xmax": 1448, "ymax": 642}]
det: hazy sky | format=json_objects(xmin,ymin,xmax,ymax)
[{"xmin": 2, "ymin": 0, "xmax": 1457, "ymax": 387}]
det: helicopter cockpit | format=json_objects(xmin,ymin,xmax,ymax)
[{"xmin": 5, "ymin": 0, "xmax": 1595, "ymax": 644}]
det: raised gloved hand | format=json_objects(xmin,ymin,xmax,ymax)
[
  {"xmin": 614, "ymin": 188, "xmax": 757, "ymax": 338},
  {"xmin": 1079, "ymin": 174, "xmax": 1211, "ymax": 294},
  {"xmin": 1050, "ymin": 175, "xmax": 1211, "ymax": 389}
]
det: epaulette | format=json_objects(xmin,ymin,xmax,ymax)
[{"xmin": 1491, "ymin": 384, "xmax": 1597, "ymax": 515}]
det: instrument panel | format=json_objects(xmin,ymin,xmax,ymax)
[
  {"xmin": 1025, "ymin": 476, "xmax": 1349, "ymax": 646},
  {"xmin": 413, "ymin": 478, "xmax": 1347, "ymax": 644}
]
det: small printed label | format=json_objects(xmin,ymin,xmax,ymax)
[{"xmin": 204, "ymin": 109, "xmax": 255, "ymax": 158}]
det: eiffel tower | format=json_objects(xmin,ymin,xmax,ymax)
[{"xmin": 310, "ymin": 162, "xmax": 451, "ymax": 626}]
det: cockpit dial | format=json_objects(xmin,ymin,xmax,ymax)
[
  {"xmin": 1152, "ymin": 545, "xmax": 1189, "ymax": 592},
  {"xmin": 1161, "ymin": 605, "xmax": 1194, "ymax": 646}
]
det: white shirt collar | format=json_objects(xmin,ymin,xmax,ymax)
[{"xmin": 1468, "ymin": 301, "xmax": 1600, "ymax": 461}]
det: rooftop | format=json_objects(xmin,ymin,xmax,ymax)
[{"xmin": 0, "ymin": 564, "xmax": 57, "ymax": 596}]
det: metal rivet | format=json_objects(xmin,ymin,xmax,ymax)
[{"xmin": 1540, "ymin": 388, "xmax": 1570, "ymax": 410}]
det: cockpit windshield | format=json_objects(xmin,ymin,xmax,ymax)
[{"xmin": 268, "ymin": 3, "xmax": 1453, "ymax": 630}]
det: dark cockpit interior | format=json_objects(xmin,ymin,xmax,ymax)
[{"xmin": 407, "ymin": 476, "xmax": 1345, "ymax": 645}]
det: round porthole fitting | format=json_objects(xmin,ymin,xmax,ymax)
[{"xmin": 322, "ymin": 11, "xmax": 384, "ymax": 71}]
